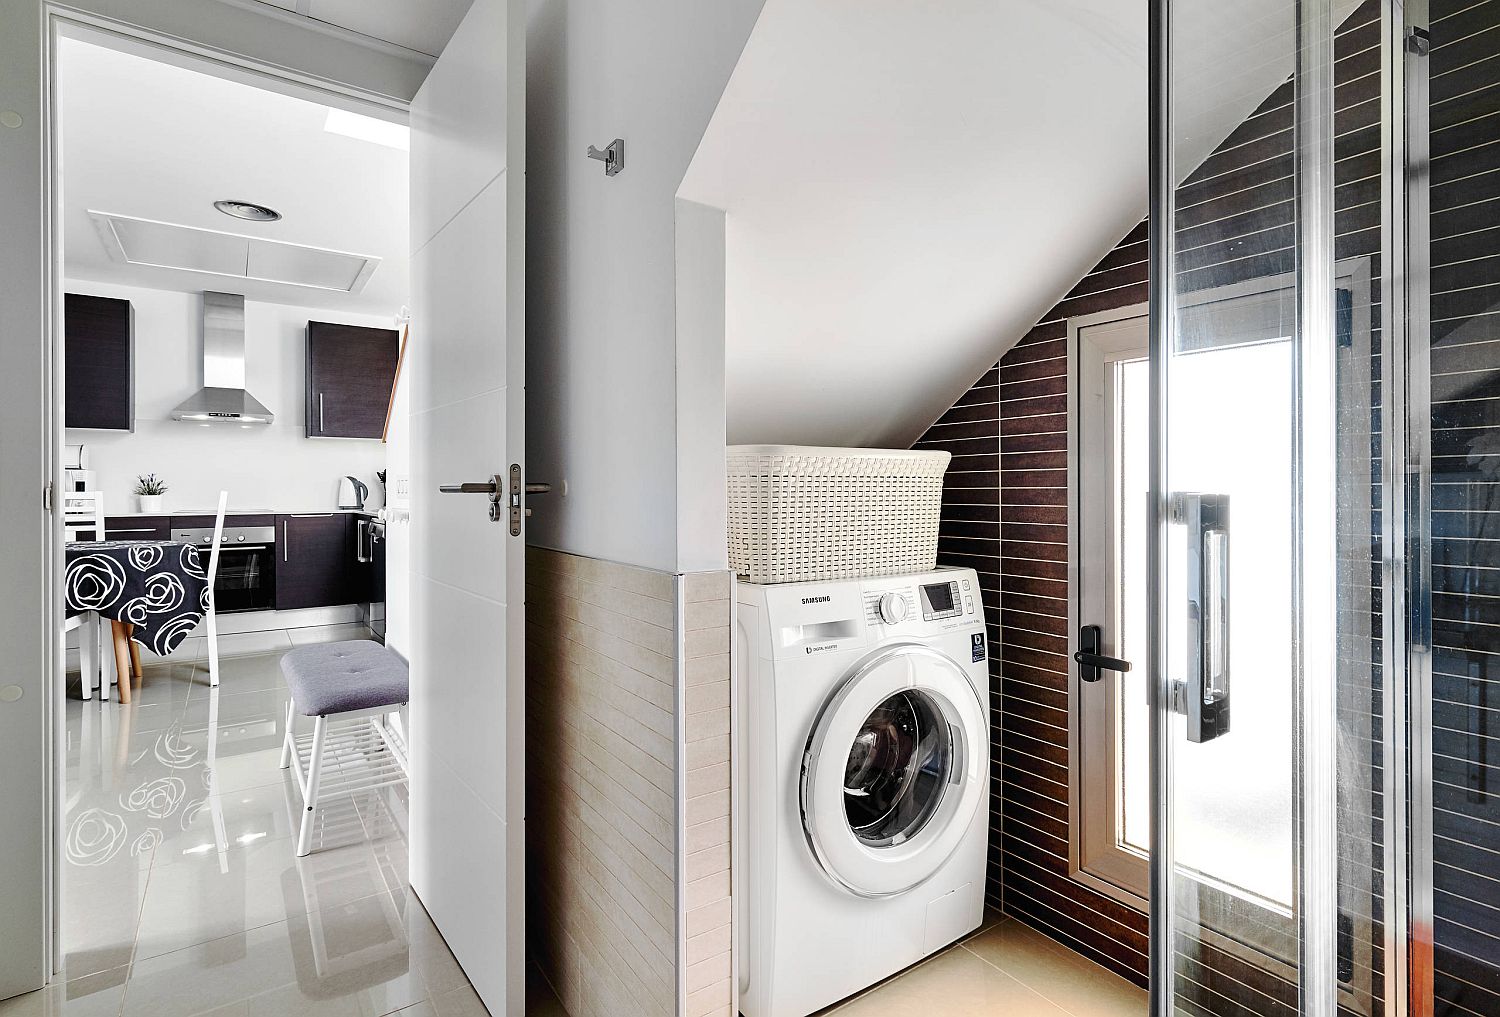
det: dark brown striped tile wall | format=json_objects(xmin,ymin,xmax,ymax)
[
  {"xmin": 1425, "ymin": 1, "xmax": 1500, "ymax": 1014},
  {"xmin": 915, "ymin": 4, "xmax": 1500, "ymax": 1014}
]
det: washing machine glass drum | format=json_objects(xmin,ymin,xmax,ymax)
[{"xmin": 801, "ymin": 643, "xmax": 988, "ymax": 898}]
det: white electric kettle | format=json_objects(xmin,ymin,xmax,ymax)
[{"xmin": 337, "ymin": 475, "xmax": 368, "ymax": 510}]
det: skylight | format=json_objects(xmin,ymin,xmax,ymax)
[{"xmin": 323, "ymin": 108, "xmax": 409, "ymax": 151}]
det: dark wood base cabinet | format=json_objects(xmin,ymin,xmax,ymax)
[
  {"xmin": 102, "ymin": 516, "xmax": 171, "ymax": 542},
  {"xmin": 277, "ymin": 514, "xmax": 354, "ymax": 610},
  {"xmin": 275, "ymin": 514, "xmax": 373, "ymax": 610}
]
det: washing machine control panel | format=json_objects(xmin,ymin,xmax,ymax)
[
  {"xmin": 918, "ymin": 579, "xmax": 964, "ymax": 620},
  {"xmin": 860, "ymin": 571, "xmax": 979, "ymax": 629},
  {"xmin": 756, "ymin": 569, "xmax": 983, "ymax": 659}
]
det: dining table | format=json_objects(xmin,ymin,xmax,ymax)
[{"xmin": 65, "ymin": 539, "xmax": 210, "ymax": 703}]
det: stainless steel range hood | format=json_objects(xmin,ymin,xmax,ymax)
[{"xmin": 171, "ymin": 291, "xmax": 274, "ymax": 424}]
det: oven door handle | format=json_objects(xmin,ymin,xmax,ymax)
[{"xmin": 212, "ymin": 544, "xmax": 270, "ymax": 552}]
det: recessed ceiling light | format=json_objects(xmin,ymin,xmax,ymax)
[
  {"xmin": 323, "ymin": 108, "xmax": 409, "ymax": 151},
  {"xmin": 214, "ymin": 200, "xmax": 281, "ymax": 222}
]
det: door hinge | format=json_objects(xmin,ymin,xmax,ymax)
[{"xmin": 43, "ymin": 480, "xmax": 54, "ymax": 512}]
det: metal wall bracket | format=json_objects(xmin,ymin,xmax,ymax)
[{"xmin": 586, "ymin": 138, "xmax": 625, "ymax": 177}]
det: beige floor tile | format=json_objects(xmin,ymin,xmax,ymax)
[
  {"xmin": 960, "ymin": 919, "xmax": 1147, "ymax": 1017},
  {"xmin": 526, "ymin": 966, "xmax": 568, "ymax": 1017},
  {"xmin": 828, "ymin": 946, "xmax": 1074, "ymax": 1017},
  {"xmin": 429, "ymin": 985, "xmax": 490, "ymax": 1017}
]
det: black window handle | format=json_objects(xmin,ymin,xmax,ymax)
[{"xmin": 1075, "ymin": 624, "xmax": 1132, "ymax": 683}]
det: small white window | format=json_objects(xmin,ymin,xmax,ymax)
[{"xmin": 1070, "ymin": 309, "xmax": 1152, "ymax": 903}]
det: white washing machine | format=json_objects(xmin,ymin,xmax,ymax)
[{"xmin": 736, "ymin": 567, "xmax": 990, "ymax": 1017}]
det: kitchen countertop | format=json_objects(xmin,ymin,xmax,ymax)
[{"xmin": 104, "ymin": 508, "xmax": 382, "ymax": 519}]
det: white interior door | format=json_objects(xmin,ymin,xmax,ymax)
[
  {"xmin": 0, "ymin": 0, "xmax": 54, "ymax": 1000},
  {"xmin": 407, "ymin": 0, "xmax": 525, "ymax": 1012}
]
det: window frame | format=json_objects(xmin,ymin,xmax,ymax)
[{"xmin": 1066, "ymin": 303, "xmax": 1153, "ymax": 912}]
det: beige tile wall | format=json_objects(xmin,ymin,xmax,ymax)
[
  {"xmin": 525, "ymin": 547, "xmax": 734, "ymax": 1017},
  {"xmin": 681, "ymin": 571, "xmax": 732, "ymax": 1017}
]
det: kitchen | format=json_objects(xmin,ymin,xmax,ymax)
[
  {"xmin": 46, "ymin": 26, "xmax": 467, "ymax": 1011},
  {"xmin": 59, "ymin": 34, "xmax": 409, "ymax": 676}
]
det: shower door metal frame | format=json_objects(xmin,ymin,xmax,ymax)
[
  {"xmin": 1380, "ymin": 0, "xmax": 1435, "ymax": 1013},
  {"xmin": 1147, "ymin": 0, "xmax": 1434, "ymax": 1015},
  {"xmin": 1145, "ymin": 0, "xmax": 1174, "ymax": 1010}
]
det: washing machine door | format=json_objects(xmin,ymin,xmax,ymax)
[{"xmin": 800, "ymin": 642, "xmax": 987, "ymax": 898}]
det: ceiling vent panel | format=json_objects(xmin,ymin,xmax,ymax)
[
  {"xmin": 246, "ymin": 239, "xmax": 373, "ymax": 292},
  {"xmin": 89, "ymin": 211, "xmax": 381, "ymax": 294},
  {"xmin": 101, "ymin": 215, "xmax": 248, "ymax": 276}
]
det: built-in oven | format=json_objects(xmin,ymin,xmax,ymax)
[{"xmin": 172, "ymin": 523, "xmax": 277, "ymax": 613}]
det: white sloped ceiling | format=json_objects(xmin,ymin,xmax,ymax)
[{"xmin": 681, "ymin": 0, "xmax": 1345, "ymax": 449}]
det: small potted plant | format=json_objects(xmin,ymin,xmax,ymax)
[{"xmin": 134, "ymin": 474, "xmax": 168, "ymax": 513}]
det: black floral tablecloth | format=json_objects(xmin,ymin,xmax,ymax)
[{"xmin": 65, "ymin": 541, "xmax": 210, "ymax": 655}]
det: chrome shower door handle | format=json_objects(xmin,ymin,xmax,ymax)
[{"xmin": 1173, "ymin": 492, "xmax": 1230, "ymax": 743}]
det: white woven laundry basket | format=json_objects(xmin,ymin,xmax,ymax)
[{"xmin": 727, "ymin": 445, "xmax": 951, "ymax": 584}]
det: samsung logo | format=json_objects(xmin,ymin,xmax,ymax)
[{"xmin": 801, "ymin": 595, "xmax": 832, "ymax": 605}]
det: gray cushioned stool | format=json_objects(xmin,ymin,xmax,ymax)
[{"xmin": 279, "ymin": 640, "xmax": 409, "ymax": 856}]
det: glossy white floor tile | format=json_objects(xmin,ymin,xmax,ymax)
[
  {"xmin": 25, "ymin": 623, "xmax": 1134, "ymax": 1017},
  {"xmin": 4, "ymin": 628, "xmax": 571, "ymax": 1017}
]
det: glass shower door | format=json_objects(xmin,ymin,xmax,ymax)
[{"xmin": 1150, "ymin": 0, "xmax": 1401, "ymax": 1014}]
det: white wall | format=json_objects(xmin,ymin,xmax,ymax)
[
  {"xmin": 65, "ymin": 281, "xmax": 390, "ymax": 515},
  {"xmin": 524, "ymin": 0, "xmax": 765, "ymax": 573},
  {"xmin": 674, "ymin": 198, "xmax": 729, "ymax": 573}
]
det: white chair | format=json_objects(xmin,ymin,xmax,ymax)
[
  {"xmin": 62, "ymin": 490, "xmax": 105, "ymax": 542},
  {"xmin": 202, "ymin": 490, "xmax": 228, "ymax": 688},
  {"xmin": 63, "ymin": 491, "xmax": 106, "ymax": 699}
]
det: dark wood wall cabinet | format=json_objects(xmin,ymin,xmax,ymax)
[
  {"xmin": 276, "ymin": 513, "xmax": 370, "ymax": 610},
  {"xmin": 305, "ymin": 321, "xmax": 400, "ymax": 439},
  {"xmin": 65, "ymin": 293, "xmax": 134, "ymax": 431}
]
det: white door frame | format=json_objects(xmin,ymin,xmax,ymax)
[{"xmin": 0, "ymin": 6, "xmax": 414, "ymax": 995}]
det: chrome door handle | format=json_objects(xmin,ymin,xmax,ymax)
[
  {"xmin": 319, "ymin": 393, "xmax": 325, "ymax": 434},
  {"xmin": 1172, "ymin": 492, "xmax": 1230, "ymax": 743},
  {"xmin": 441, "ymin": 475, "xmax": 506, "ymax": 523}
]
